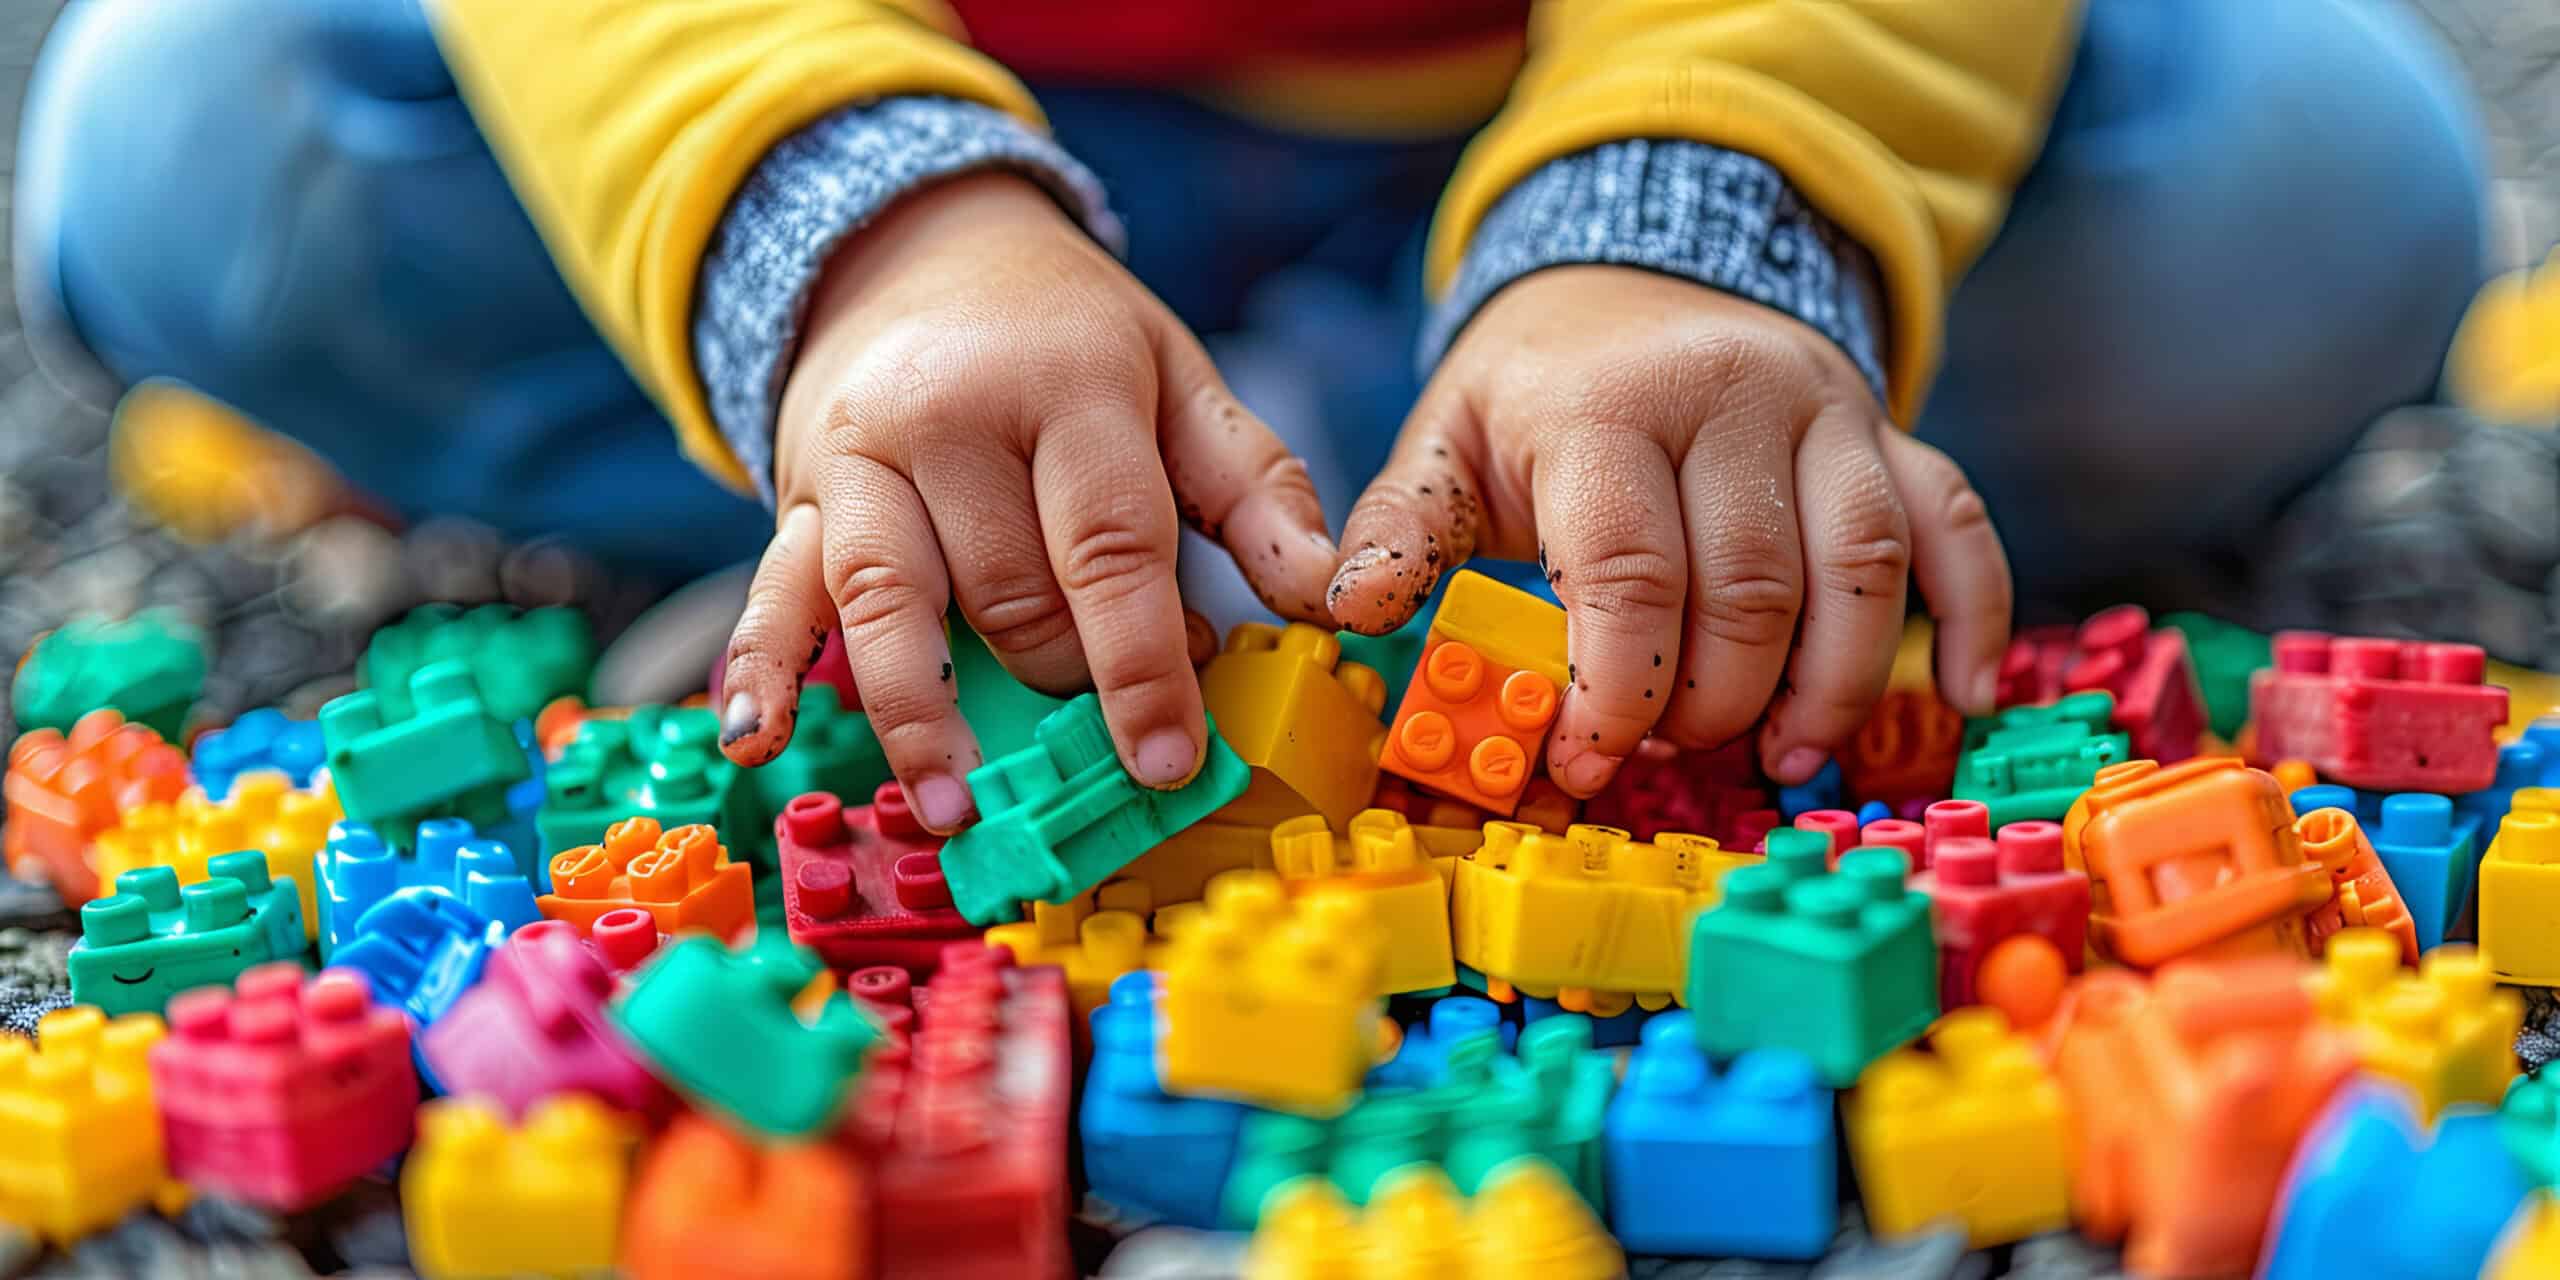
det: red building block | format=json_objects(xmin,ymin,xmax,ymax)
[
  {"xmin": 1795, "ymin": 810, "xmax": 1863, "ymax": 864},
  {"xmin": 3, "ymin": 708, "xmax": 189, "ymax": 904},
  {"xmin": 1857, "ymin": 819, "xmax": 1926, "ymax": 864},
  {"xmin": 2247, "ymin": 632, "xmax": 2508, "ymax": 793},
  {"xmin": 2060, "ymin": 607, "xmax": 2210, "ymax": 764},
  {"xmin": 151, "ymin": 964, "xmax": 416, "ymax": 1210},
  {"xmin": 1995, "ymin": 625, "xmax": 2078, "ymax": 708},
  {"xmin": 1914, "ymin": 824, "xmax": 2089, "ymax": 1027},
  {"xmin": 1378, "ymin": 571, "xmax": 1568, "ymax": 816},
  {"xmin": 778, "ymin": 786, "xmax": 974, "ymax": 978},
  {"xmin": 1922, "ymin": 799, "xmax": 1991, "ymax": 870},
  {"xmin": 1585, "ymin": 738, "xmax": 1772, "ymax": 845},
  {"xmin": 1840, "ymin": 689, "xmax": 1964, "ymax": 807},
  {"xmin": 845, "ymin": 943, "xmax": 1073, "ymax": 1280}
]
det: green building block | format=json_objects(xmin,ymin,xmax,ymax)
[
  {"xmin": 67, "ymin": 852, "xmax": 310, "ymax": 1016},
  {"xmin": 948, "ymin": 622, "xmax": 1070, "ymax": 761},
  {"xmin": 939, "ymin": 693, "xmax": 1251, "ymax": 925},
  {"xmin": 362, "ymin": 603, "xmax": 595, "ymax": 726},
  {"xmin": 538, "ymin": 704, "xmax": 767, "ymax": 866},
  {"xmin": 2503, "ymin": 1072, "xmax": 2560, "ymax": 1187},
  {"xmin": 321, "ymin": 660, "xmax": 532, "ymax": 844},
  {"xmin": 1334, "ymin": 618, "xmax": 1430, "ymax": 714},
  {"xmin": 1686, "ymin": 844, "xmax": 1935, "ymax": 1087},
  {"xmin": 1953, "ymin": 691, "xmax": 2130, "ymax": 827},
  {"xmin": 11, "ymin": 609, "xmax": 206, "ymax": 739},
  {"xmin": 745, "ymin": 683, "xmax": 891, "ymax": 824},
  {"xmin": 610, "ymin": 933, "xmax": 881, "ymax": 1137},
  {"xmin": 2160, "ymin": 612, "xmax": 2271, "ymax": 741}
]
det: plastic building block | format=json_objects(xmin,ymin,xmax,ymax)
[
  {"xmin": 2291, "ymin": 782, "xmax": 2381, "ymax": 827},
  {"xmin": 1603, "ymin": 1017, "xmax": 1834, "ymax": 1258},
  {"xmin": 11, "ymin": 610, "xmax": 205, "ymax": 740},
  {"xmin": 537, "ymin": 705, "xmax": 760, "ymax": 861},
  {"xmin": 1840, "ymin": 689, "xmax": 1964, "ymax": 808},
  {"xmin": 2310, "ymin": 929, "xmax": 2518, "ymax": 1119},
  {"xmin": 2489, "ymin": 1194, "xmax": 2560, "ymax": 1280},
  {"xmin": 1583, "ymin": 738, "xmax": 1770, "ymax": 844},
  {"xmin": 1372, "ymin": 996, "xmax": 1519, "ymax": 1088},
  {"xmin": 982, "ymin": 906, "xmax": 1161, "ymax": 1060},
  {"xmin": 1200, "ymin": 622, "xmax": 1389, "ymax": 828},
  {"xmin": 190, "ymin": 708, "xmax": 325, "ymax": 799},
  {"xmin": 1846, "ymin": 1008, "xmax": 2069, "ymax": 1248},
  {"xmin": 331, "ymin": 885, "xmax": 517, "ymax": 1033},
  {"xmin": 403, "ymin": 1094, "xmax": 638, "ymax": 1280},
  {"xmin": 538, "ymin": 816, "xmax": 755, "ymax": 943},
  {"xmin": 1379, "ymin": 570, "xmax": 1568, "ymax": 816},
  {"xmin": 2363, "ymin": 792, "xmax": 2482, "ymax": 952},
  {"xmin": 1855, "ymin": 799, "xmax": 1892, "ymax": 825},
  {"xmin": 1913, "ymin": 824, "xmax": 2087, "ymax": 1023},
  {"xmin": 0, "ymin": 1007, "xmax": 179, "ymax": 1244},
  {"xmin": 2051, "ymin": 606, "xmax": 2211, "ymax": 764},
  {"xmin": 313, "ymin": 816, "xmax": 538, "ymax": 959},
  {"xmin": 2504, "ymin": 1072, "xmax": 2560, "ymax": 1187},
  {"xmin": 2049, "ymin": 959, "xmax": 2357, "ymax": 1279},
  {"xmin": 2465, "ymin": 736, "xmax": 2560, "ymax": 836},
  {"xmin": 93, "ymin": 770, "xmax": 338, "ymax": 940},
  {"xmin": 2260, "ymin": 1081, "xmax": 2529, "ymax": 1280},
  {"xmin": 2293, "ymin": 808, "xmax": 2421, "ymax": 962},
  {"xmin": 1453, "ymin": 821, "xmax": 1743, "ymax": 1014},
  {"xmin": 1954, "ymin": 692, "xmax": 2130, "ymax": 827},
  {"xmin": 1333, "ymin": 618, "xmax": 1429, "ymax": 713},
  {"xmin": 1246, "ymin": 1156, "xmax": 1621, "ymax": 1279},
  {"xmin": 2480, "ymin": 810, "xmax": 2560, "ymax": 986},
  {"xmin": 939, "ymin": 693, "xmax": 1251, "ymax": 925},
  {"xmin": 3, "ymin": 709, "xmax": 190, "ymax": 904},
  {"xmin": 2061, "ymin": 758, "xmax": 2326, "ymax": 970},
  {"xmin": 320, "ymin": 660, "xmax": 532, "ymax": 840},
  {"xmin": 2249, "ymin": 632, "xmax": 2508, "ymax": 792},
  {"xmin": 1855, "ymin": 816, "xmax": 1926, "ymax": 866},
  {"xmin": 1993, "ymin": 624, "xmax": 2077, "ymax": 708},
  {"xmin": 1794, "ymin": 809, "xmax": 1863, "ymax": 861},
  {"xmin": 1083, "ymin": 971, "xmax": 1246, "ymax": 1228},
  {"xmin": 611, "ymin": 933, "xmax": 879, "ymax": 1136},
  {"xmin": 1270, "ymin": 810, "xmax": 1453, "ymax": 994},
  {"xmin": 1113, "ymin": 817, "xmax": 1278, "ymax": 907},
  {"xmin": 152, "ymin": 964, "xmax": 417, "ymax": 1210},
  {"xmin": 69, "ymin": 854, "xmax": 309, "ymax": 1016},
  {"xmin": 745, "ymin": 683, "xmax": 892, "ymax": 831},
  {"xmin": 621, "ymin": 1112, "xmax": 868, "ymax": 1280},
  {"xmin": 362, "ymin": 602, "xmax": 594, "ymax": 727},
  {"xmin": 1161, "ymin": 870, "xmax": 1385, "ymax": 1112},
  {"xmin": 1686, "ymin": 843, "xmax": 1935, "ymax": 1086},
  {"xmin": 2159, "ymin": 612, "xmax": 2270, "ymax": 741},
  {"xmin": 1776, "ymin": 757, "xmax": 1845, "ymax": 821},
  {"xmin": 1920, "ymin": 798, "xmax": 1991, "ymax": 868},
  {"xmin": 421, "ymin": 916, "xmax": 672, "ymax": 1120},
  {"xmin": 775, "ymin": 785, "xmax": 972, "ymax": 978},
  {"xmin": 846, "ymin": 943, "xmax": 1073, "ymax": 1280},
  {"xmin": 1520, "ymin": 993, "xmax": 1650, "ymax": 1047}
]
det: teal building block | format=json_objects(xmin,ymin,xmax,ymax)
[
  {"xmin": 1954, "ymin": 691, "xmax": 2130, "ymax": 827},
  {"xmin": 939, "ymin": 694, "xmax": 1251, "ymax": 925},
  {"xmin": 67, "ymin": 852, "xmax": 310, "ymax": 1016},
  {"xmin": 1687, "ymin": 845, "xmax": 1936, "ymax": 1087},
  {"xmin": 538, "ymin": 705, "xmax": 766, "ymax": 866},
  {"xmin": 362, "ymin": 602, "xmax": 594, "ymax": 725},
  {"xmin": 609, "ymin": 934, "xmax": 882, "ymax": 1137},
  {"xmin": 744, "ymin": 683, "xmax": 891, "ymax": 824},
  {"xmin": 321, "ymin": 660, "xmax": 531, "ymax": 842},
  {"xmin": 12, "ymin": 609, "xmax": 206, "ymax": 739},
  {"xmin": 2159, "ymin": 613, "xmax": 2271, "ymax": 742},
  {"xmin": 948, "ymin": 622, "xmax": 1069, "ymax": 761},
  {"xmin": 1334, "ymin": 619, "xmax": 1429, "ymax": 713},
  {"xmin": 2502, "ymin": 1070, "xmax": 2560, "ymax": 1187}
]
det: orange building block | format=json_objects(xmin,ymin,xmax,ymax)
[
  {"xmin": 2292, "ymin": 807, "xmax": 2420, "ymax": 964},
  {"xmin": 2063, "ymin": 758, "xmax": 2328, "ymax": 970},
  {"xmin": 1378, "ymin": 571, "xmax": 1568, "ymax": 816},
  {"xmin": 2051, "ymin": 958, "xmax": 2357, "ymax": 1279},
  {"xmin": 1840, "ymin": 689, "xmax": 1965, "ymax": 807},
  {"xmin": 3, "ymin": 709, "xmax": 190, "ymax": 904},
  {"xmin": 539, "ymin": 817, "xmax": 755, "ymax": 943},
  {"xmin": 622, "ymin": 1112, "xmax": 867, "ymax": 1280}
]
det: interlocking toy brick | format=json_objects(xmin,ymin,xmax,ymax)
[
  {"xmin": 1112, "ymin": 816, "xmax": 1278, "ymax": 906},
  {"xmin": 2261, "ymin": 1082, "xmax": 2529, "ymax": 1280},
  {"xmin": 1603, "ymin": 1016, "xmax": 1833, "ymax": 1259},
  {"xmin": 846, "ymin": 943, "xmax": 1073, "ymax": 1280},
  {"xmin": 3, "ymin": 708, "xmax": 189, "ymax": 904},
  {"xmin": 2050, "ymin": 958, "xmax": 2357, "ymax": 1279},
  {"xmin": 2502, "ymin": 1071, "xmax": 2560, "ymax": 1187},
  {"xmin": 314, "ymin": 816, "xmax": 538, "ymax": 960},
  {"xmin": 621, "ymin": 1112, "xmax": 868, "ymax": 1280},
  {"xmin": 537, "ymin": 705, "xmax": 761, "ymax": 861},
  {"xmin": 2364, "ymin": 792, "xmax": 2483, "ymax": 952},
  {"xmin": 1920, "ymin": 798, "xmax": 1990, "ymax": 867},
  {"xmin": 1854, "ymin": 816, "xmax": 1925, "ymax": 864},
  {"xmin": 93, "ymin": 769, "xmax": 338, "ymax": 939},
  {"xmin": 1199, "ymin": 621, "xmax": 1390, "ymax": 828},
  {"xmin": 539, "ymin": 815, "xmax": 755, "ymax": 943},
  {"xmin": 611, "ymin": 933, "xmax": 879, "ymax": 1136},
  {"xmin": 331, "ymin": 885, "xmax": 519, "ymax": 1034},
  {"xmin": 321, "ymin": 659, "xmax": 532, "ymax": 841},
  {"xmin": 1954, "ymin": 691, "xmax": 2130, "ymax": 827},
  {"xmin": 1333, "ymin": 618, "xmax": 1429, "ymax": 713},
  {"xmin": 1272, "ymin": 809, "xmax": 1454, "ymax": 994},
  {"xmin": 403, "ymin": 1094, "xmax": 639, "ymax": 1280},
  {"xmin": 1847, "ymin": 1008, "xmax": 2070, "ymax": 1248},
  {"xmin": 1686, "ymin": 841, "xmax": 1935, "ymax": 1086},
  {"xmin": 1522, "ymin": 993, "xmax": 1652, "ymax": 1047},
  {"xmin": 423, "ymin": 917, "xmax": 675, "ymax": 1121},
  {"xmin": 2293, "ymin": 808, "xmax": 2421, "ymax": 962},
  {"xmin": 1793, "ymin": 809, "xmax": 1862, "ymax": 862},
  {"xmin": 2061, "ymin": 758, "xmax": 2327, "ymax": 970},
  {"xmin": 1454, "ymin": 821, "xmax": 1744, "ymax": 1014},
  {"xmin": 938, "ymin": 692, "xmax": 1251, "ymax": 925},
  {"xmin": 11, "ymin": 609, "xmax": 205, "ymax": 740},
  {"xmin": 2489, "ymin": 1195, "xmax": 2560, "ymax": 1280},
  {"xmin": 1775, "ymin": 757, "xmax": 1845, "ymax": 820},
  {"xmin": 1372, "ymin": 995, "xmax": 1518, "ymax": 1088},
  {"xmin": 1583, "ymin": 738, "xmax": 1770, "ymax": 844},
  {"xmin": 152, "ymin": 964, "xmax": 417, "ymax": 1210},
  {"xmin": 776, "ymin": 785, "xmax": 972, "ymax": 977},
  {"xmin": 2159, "ymin": 612, "xmax": 2270, "ymax": 741},
  {"xmin": 0, "ymin": 1007, "xmax": 180, "ymax": 1244},
  {"xmin": 983, "ymin": 905, "xmax": 1161, "ymax": 1061},
  {"xmin": 1993, "ymin": 623, "xmax": 2076, "ymax": 707},
  {"xmin": 1840, "ymin": 689, "xmax": 1964, "ymax": 808},
  {"xmin": 2249, "ymin": 631, "xmax": 2509, "ymax": 792},
  {"xmin": 1246, "ymin": 1156, "xmax": 1622, "ymax": 1279},
  {"xmin": 2309, "ymin": 929, "xmax": 2518, "ymax": 1120},
  {"xmin": 190, "ymin": 708, "xmax": 325, "ymax": 799},
  {"xmin": 2463, "ymin": 738, "xmax": 2559, "ymax": 836},
  {"xmin": 1083, "ymin": 971, "xmax": 1246, "ymax": 1228},
  {"xmin": 362, "ymin": 602, "xmax": 595, "ymax": 727},
  {"xmin": 69, "ymin": 854, "xmax": 309, "ymax": 1016},
  {"xmin": 1161, "ymin": 869, "xmax": 1385, "ymax": 1112},
  {"xmin": 745, "ymin": 683, "xmax": 892, "ymax": 830},
  {"xmin": 1913, "ymin": 823, "xmax": 2087, "ymax": 1023},
  {"xmin": 2050, "ymin": 606, "xmax": 2211, "ymax": 763},
  {"xmin": 2479, "ymin": 810, "xmax": 2560, "ymax": 986},
  {"xmin": 2290, "ymin": 782, "xmax": 2381, "ymax": 827},
  {"xmin": 1378, "ymin": 570, "xmax": 1567, "ymax": 816}
]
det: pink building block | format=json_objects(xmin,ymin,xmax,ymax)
[
  {"xmin": 421, "ymin": 919, "xmax": 674, "ymax": 1123},
  {"xmin": 778, "ymin": 786, "xmax": 975, "ymax": 978},
  {"xmin": 2060, "ymin": 606, "xmax": 2210, "ymax": 764},
  {"xmin": 2249, "ymin": 633, "xmax": 2508, "ymax": 793}
]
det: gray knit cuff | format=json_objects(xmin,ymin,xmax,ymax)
[
  {"xmin": 1422, "ymin": 140, "xmax": 1887, "ymax": 401},
  {"xmin": 695, "ymin": 97, "xmax": 1122, "ymax": 503}
]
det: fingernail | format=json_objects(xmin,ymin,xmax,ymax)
[
  {"xmin": 1133, "ymin": 728, "xmax": 1200, "ymax": 788},
  {"xmin": 1970, "ymin": 666, "xmax": 2002, "ymax": 715},
  {"xmin": 1561, "ymin": 750, "xmax": 1623, "ymax": 795},
  {"xmin": 910, "ymin": 773, "xmax": 974, "ymax": 831},
  {"xmin": 1776, "ymin": 747, "xmax": 1827, "ymax": 785},
  {"xmin": 718, "ymin": 692, "xmax": 761, "ymax": 747}
]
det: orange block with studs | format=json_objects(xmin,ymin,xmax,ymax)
[
  {"xmin": 3, "ymin": 709, "xmax": 190, "ymax": 904},
  {"xmin": 539, "ymin": 817, "xmax": 755, "ymax": 943},
  {"xmin": 2293, "ymin": 807, "xmax": 2420, "ymax": 964},
  {"xmin": 2063, "ymin": 758, "xmax": 2328, "ymax": 970},
  {"xmin": 1379, "ymin": 572, "xmax": 1568, "ymax": 817}
]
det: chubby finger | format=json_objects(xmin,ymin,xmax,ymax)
[
  {"xmin": 910, "ymin": 434, "xmax": 1091, "ymax": 696},
  {"xmin": 719, "ymin": 502, "xmax": 836, "ymax": 767},
  {"xmin": 1329, "ymin": 384, "xmax": 1486, "ymax": 634},
  {"xmin": 1882, "ymin": 431, "xmax": 2013, "ymax": 715},
  {"xmin": 1758, "ymin": 410, "xmax": 1911, "ymax": 784},
  {"xmin": 1657, "ymin": 407, "xmax": 1801, "ymax": 754},
  {"xmin": 1184, "ymin": 608, "xmax": 1219, "ymax": 668},
  {"xmin": 1154, "ymin": 323, "xmax": 1340, "ymax": 623},
  {"xmin": 1535, "ymin": 431, "xmax": 1688, "ymax": 798}
]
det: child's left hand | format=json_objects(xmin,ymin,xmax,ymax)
[{"xmin": 1328, "ymin": 266, "xmax": 2013, "ymax": 796}]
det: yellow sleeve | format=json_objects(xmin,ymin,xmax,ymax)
[
  {"xmin": 425, "ymin": 0, "xmax": 1047, "ymax": 492},
  {"xmin": 1429, "ymin": 0, "xmax": 2085, "ymax": 425}
]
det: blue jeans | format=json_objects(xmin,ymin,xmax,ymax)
[{"xmin": 23, "ymin": 0, "xmax": 2488, "ymax": 598}]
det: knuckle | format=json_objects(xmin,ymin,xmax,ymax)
[
  {"xmin": 1689, "ymin": 569, "xmax": 1799, "ymax": 650},
  {"xmin": 1567, "ymin": 549, "xmax": 1687, "ymax": 622},
  {"xmin": 1820, "ymin": 530, "xmax": 1912, "ymax": 601},
  {"xmin": 965, "ymin": 575, "xmax": 1078, "ymax": 658},
  {"xmin": 1089, "ymin": 652, "xmax": 1193, "ymax": 710},
  {"xmin": 1055, "ymin": 520, "xmax": 1171, "ymax": 603},
  {"xmin": 828, "ymin": 560, "xmax": 932, "ymax": 637}
]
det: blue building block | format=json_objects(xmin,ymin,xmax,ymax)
[
  {"xmin": 1081, "ymin": 972, "xmax": 1246, "ymax": 1228},
  {"xmin": 313, "ymin": 818, "xmax": 540, "ymax": 961},
  {"xmin": 190, "ymin": 708, "xmax": 326, "ymax": 799},
  {"xmin": 1853, "ymin": 800, "xmax": 1892, "ymax": 827},
  {"xmin": 2366, "ymin": 793, "xmax": 2482, "ymax": 951},
  {"xmin": 1523, "ymin": 994, "xmax": 1651, "ymax": 1048},
  {"xmin": 2289, "ymin": 784, "xmax": 2379, "ymax": 827},
  {"xmin": 1777, "ymin": 759, "xmax": 1845, "ymax": 821},
  {"xmin": 1604, "ymin": 1016, "xmax": 1834, "ymax": 1259},
  {"xmin": 331, "ymin": 886, "xmax": 514, "ymax": 1036},
  {"xmin": 1373, "ymin": 997, "xmax": 1519, "ymax": 1088},
  {"xmin": 2261, "ymin": 1082, "xmax": 2527, "ymax": 1280},
  {"xmin": 2462, "ymin": 738, "xmax": 2559, "ymax": 835}
]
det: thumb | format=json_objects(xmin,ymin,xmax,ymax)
[
  {"xmin": 1327, "ymin": 383, "xmax": 1486, "ymax": 635},
  {"xmin": 1152, "ymin": 320, "xmax": 1340, "ymax": 624}
]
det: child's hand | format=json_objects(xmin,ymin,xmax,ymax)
[
  {"xmin": 719, "ymin": 173, "xmax": 1339, "ymax": 833},
  {"xmin": 1329, "ymin": 266, "xmax": 2012, "ymax": 796}
]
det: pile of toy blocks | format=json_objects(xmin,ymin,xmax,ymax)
[{"xmin": 7, "ymin": 586, "xmax": 2560, "ymax": 1278}]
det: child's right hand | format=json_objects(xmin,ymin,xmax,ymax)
[{"xmin": 716, "ymin": 172, "xmax": 1340, "ymax": 835}]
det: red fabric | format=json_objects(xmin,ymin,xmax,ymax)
[{"xmin": 946, "ymin": 0, "xmax": 1528, "ymax": 83}]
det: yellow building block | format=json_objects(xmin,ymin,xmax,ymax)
[
  {"xmin": 93, "ymin": 770, "xmax": 337, "ymax": 939},
  {"xmin": 404, "ymin": 1094, "xmax": 639, "ymax": 1279},
  {"xmin": 1271, "ymin": 810, "xmax": 1455, "ymax": 994},
  {"xmin": 2488, "ymin": 1192, "xmax": 2560, "ymax": 1280},
  {"xmin": 2480, "ymin": 810, "xmax": 2560, "ymax": 986},
  {"xmin": 1245, "ymin": 1156, "xmax": 1622, "ymax": 1280},
  {"xmin": 2514, "ymin": 787, "xmax": 2560, "ymax": 818},
  {"xmin": 1116, "ymin": 819, "xmax": 1275, "ymax": 908},
  {"xmin": 1200, "ymin": 623, "xmax": 1389, "ymax": 828},
  {"xmin": 984, "ymin": 905, "xmax": 1163, "ymax": 1030},
  {"xmin": 1453, "ymin": 821, "xmax": 1747, "ymax": 1015},
  {"xmin": 1160, "ymin": 870, "xmax": 1385, "ymax": 1114},
  {"xmin": 2308, "ymin": 928, "xmax": 2520, "ymax": 1118},
  {"xmin": 1433, "ymin": 572, "xmax": 1570, "ymax": 686},
  {"xmin": 0, "ymin": 1007, "xmax": 183, "ymax": 1245},
  {"xmin": 1846, "ymin": 1007, "xmax": 2071, "ymax": 1248}
]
